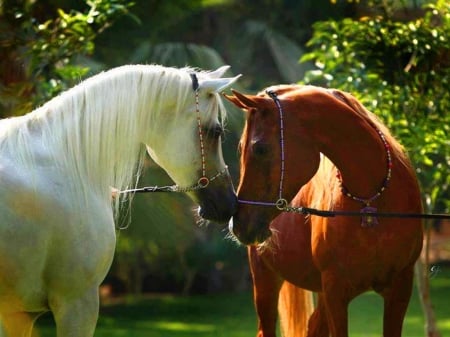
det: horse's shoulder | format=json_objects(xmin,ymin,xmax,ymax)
[{"xmin": 0, "ymin": 155, "xmax": 23, "ymax": 188}]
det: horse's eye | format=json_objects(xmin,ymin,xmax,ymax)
[{"xmin": 251, "ymin": 141, "xmax": 269, "ymax": 156}]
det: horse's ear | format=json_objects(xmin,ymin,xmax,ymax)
[
  {"xmin": 223, "ymin": 89, "xmax": 266, "ymax": 110},
  {"xmin": 198, "ymin": 74, "xmax": 242, "ymax": 94},
  {"xmin": 208, "ymin": 65, "xmax": 230, "ymax": 79},
  {"xmin": 222, "ymin": 92, "xmax": 247, "ymax": 109}
]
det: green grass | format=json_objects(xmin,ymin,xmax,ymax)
[
  {"xmin": 35, "ymin": 292, "xmax": 256, "ymax": 337},
  {"xmin": 34, "ymin": 267, "xmax": 450, "ymax": 336},
  {"xmin": 350, "ymin": 267, "xmax": 450, "ymax": 337}
]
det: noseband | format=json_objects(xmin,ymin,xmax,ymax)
[{"xmin": 118, "ymin": 73, "xmax": 229, "ymax": 194}]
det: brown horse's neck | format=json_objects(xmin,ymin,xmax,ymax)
[
  {"xmin": 324, "ymin": 124, "xmax": 388, "ymax": 201},
  {"xmin": 299, "ymin": 98, "xmax": 390, "ymax": 202}
]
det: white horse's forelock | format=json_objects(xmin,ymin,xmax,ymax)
[{"xmin": 0, "ymin": 64, "xmax": 224, "ymax": 223}]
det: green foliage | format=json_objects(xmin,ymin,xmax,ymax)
[
  {"xmin": 301, "ymin": 1, "xmax": 449, "ymax": 213},
  {"xmin": 230, "ymin": 20, "xmax": 311, "ymax": 85},
  {"xmin": 0, "ymin": 0, "xmax": 135, "ymax": 116},
  {"xmin": 111, "ymin": 161, "xmax": 247, "ymax": 295},
  {"xmin": 6, "ymin": 0, "xmax": 447, "ymax": 299},
  {"xmin": 130, "ymin": 42, "xmax": 227, "ymax": 70}
]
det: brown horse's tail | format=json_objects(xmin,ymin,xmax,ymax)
[{"xmin": 278, "ymin": 281, "xmax": 314, "ymax": 337}]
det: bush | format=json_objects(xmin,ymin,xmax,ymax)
[{"xmin": 301, "ymin": 0, "xmax": 449, "ymax": 213}]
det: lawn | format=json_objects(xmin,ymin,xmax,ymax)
[{"xmin": 34, "ymin": 267, "xmax": 450, "ymax": 337}]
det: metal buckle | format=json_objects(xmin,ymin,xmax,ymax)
[{"xmin": 275, "ymin": 198, "xmax": 288, "ymax": 210}]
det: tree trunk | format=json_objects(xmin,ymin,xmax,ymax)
[{"xmin": 415, "ymin": 221, "xmax": 441, "ymax": 337}]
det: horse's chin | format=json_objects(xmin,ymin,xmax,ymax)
[
  {"xmin": 253, "ymin": 229, "xmax": 272, "ymax": 245},
  {"xmin": 228, "ymin": 219, "xmax": 272, "ymax": 245},
  {"xmin": 197, "ymin": 206, "xmax": 212, "ymax": 222}
]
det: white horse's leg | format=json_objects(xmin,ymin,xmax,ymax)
[{"xmin": 51, "ymin": 287, "xmax": 100, "ymax": 337}]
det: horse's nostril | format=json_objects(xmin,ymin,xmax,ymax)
[{"xmin": 197, "ymin": 199, "xmax": 235, "ymax": 224}]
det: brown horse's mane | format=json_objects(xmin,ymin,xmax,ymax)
[{"xmin": 329, "ymin": 89, "xmax": 409, "ymax": 166}]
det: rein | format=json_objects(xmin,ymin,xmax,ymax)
[
  {"xmin": 118, "ymin": 166, "xmax": 228, "ymax": 194},
  {"xmin": 277, "ymin": 205, "xmax": 450, "ymax": 220},
  {"xmin": 238, "ymin": 90, "xmax": 450, "ymax": 222},
  {"xmin": 117, "ymin": 73, "xmax": 228, "ymax": 194}
]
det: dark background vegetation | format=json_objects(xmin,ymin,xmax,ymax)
[{"xmin": 1, "ymin": 0, "xmax": 448, "ymax": 311}]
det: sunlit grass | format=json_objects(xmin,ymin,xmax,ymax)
[
  {"xmin": 149, "ymin": 321, "xmax": 214, "ymax": 332},
  {"xmin": 201, "ymin": 0, "xmax": 232, "ymax": 6},
  {"xmin": 34, "ymin": 267, "xmax": 450, "ymax": 337},
  {"xmin": 348, "ymin": 266, "xmax": 450, "ymax": 337}
]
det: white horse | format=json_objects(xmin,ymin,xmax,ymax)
[{"xmin": 0, "ymin": 64, "xmax": 240, "ymax": 336}]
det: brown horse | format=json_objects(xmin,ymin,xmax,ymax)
[{"xmin": 225, "ymin": 85, "xmax": 423, "ymax": 337}]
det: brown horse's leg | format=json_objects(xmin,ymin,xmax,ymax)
[
  {"xmin": 321, "ymin": 272, "xmax": 351, "ymax": 337},
  {"xmin": 248, "ymin": 246, "xmax": 282, "ymax": 337},
  {"xmin": 379, "ymin": 265, "xmax": 415, "ymax": 337},
  {"xmin": 307, "ymin": 293, "xmax": 329, "ymax": 337}
]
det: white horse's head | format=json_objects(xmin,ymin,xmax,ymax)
[{"xmin": 144, "ymin": 65, "xmax": 241, "ymax": 223}]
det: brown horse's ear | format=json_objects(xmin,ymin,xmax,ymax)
[
  {"xmin": 223, "ymin": 92, "xmax": 248, "ymax": 109},
  {"xmin": 223, "ymin": 89, "xmax": 267, "ymax": 110}
]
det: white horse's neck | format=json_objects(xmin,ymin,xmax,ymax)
[{"xmin": 0, "ymin": 65, "xmax": 193, "ymax": 215}]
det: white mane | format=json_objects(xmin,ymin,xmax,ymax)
[{"xmin": 0, "ymin": 64, "xmax": 226, "ymax": 222}]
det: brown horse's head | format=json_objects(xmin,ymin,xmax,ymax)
[{"xmin": 224, "ymin": 86, "xmax": 321, "ymax": 244}]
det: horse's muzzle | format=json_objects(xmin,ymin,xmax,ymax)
[{"xmin": 193, "ymin": 173, "xmax": 238, "ymax": 224}]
